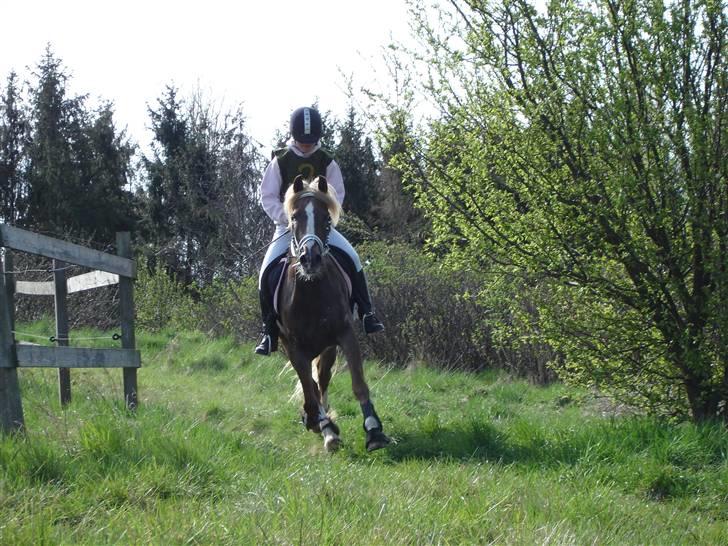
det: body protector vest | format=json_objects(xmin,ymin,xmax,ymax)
[{"xmin": 275, "ymin": 147, "xmax": 334, "ymax": 201}]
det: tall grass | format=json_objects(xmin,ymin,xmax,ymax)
[{"xmin": 1, "ymin": 327, "xmax": 726, "ymax": 544}]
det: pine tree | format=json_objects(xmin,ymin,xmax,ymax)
[
  {"xmin": 25, "ymin": 48, "xmax": 80, "ymax": 234},
  {"xmin": 0, "ymin": 71, "xmax": 29, "ymax": 224},
  {"xmin": 80, "ymin": 103, "xmax": 136, "ymax": 241},
  {"xmin": 373, "ymin": 106, "xmax": 426, "ymax": 243},
  {"xmin": 25, "ymin": 47, "xmax": 135, "ymax": 242},
  {"xmin": 335, "ymin": 106, "xmax": 378, "ymax": 220},
  {"xmin": 142, "ymin": 86, "xmax": 266, "ymax": 284},
  {"xmin": 143, "ymin": 86, "xmax": 193, "ymax": 281}
]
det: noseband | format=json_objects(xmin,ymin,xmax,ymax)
[
  {"xmin": 289, "ymin": 194, "xmax": 333, "ymax": 261},
  {"xmin": 291, "ymin": 232, "xmax": 329, "ymax": 259}
]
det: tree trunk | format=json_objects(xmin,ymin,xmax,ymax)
[{"xmin": 683, "ymin": 364, "xmax": 721, "ymax": 423}]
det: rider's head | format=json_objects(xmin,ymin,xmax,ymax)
[{"xmin": 290, "ymin": 106, "xmax": 322, "ymax": 148}]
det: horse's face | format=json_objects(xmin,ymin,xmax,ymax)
[{"xmin": 289, "ymin": 176, "xmax": 332, "ymax": 278}]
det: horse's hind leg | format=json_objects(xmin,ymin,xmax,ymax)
[{"xmin": 339, "ymin": 329, "xmax": 390, "ymax": 452}]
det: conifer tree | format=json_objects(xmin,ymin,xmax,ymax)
[
  {"xmin": 142, "ymin": 86, "xmax": 266, "ymax": 284},
  {"xmin": 373, "ymin": 106, "xmax": 425, "ymax": 243},
  {"xmin": 25, "ymin": 47, "xmax": 135, "ymax": 241},
  {"xmin": 335, "ymin": 106, "xmax": 378, "ymax": 221},
  {"xmin": 0, "ymin": 71, "xmax": 28, "ymax": 224}
]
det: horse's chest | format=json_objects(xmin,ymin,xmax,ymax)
[
  {"xmin": 284, "ymin": 299, "xmax": 348, "ymax": 350},
  {"xmin": 288, "ymin": 301, "xmax": 344, "ymax": 331}
]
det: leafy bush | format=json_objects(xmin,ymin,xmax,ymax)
[
  {"xmin": 336, "ymin": 212, "xmax": 378, "ymax": 245},
  {"xmin": 188, "ymin": 277, "xmax": 260, "ymax": 342},
  {"xmin": 358, "ymin": 241, "xmax": 498, "ymax": 371},
  {"xmin": 134, "ymin": 240, "xmax": 554, "ymax": 381},
  {"xmin": 134, "ymin": 257, "xmax": 195, "ymax": 332}
]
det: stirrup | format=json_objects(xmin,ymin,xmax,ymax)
[
  {"xmin": 362, "ymin": 312, "xmax": 384, "ymax": 334},
  {"xmin": 254, "ymin": 334, "xmax": 276, "ymax": 355}
]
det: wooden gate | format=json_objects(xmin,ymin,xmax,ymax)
[{"xmin": 0, "ymin": 225, "xmax": 140, "ymax": 434}]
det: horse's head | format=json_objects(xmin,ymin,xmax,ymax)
[{"xmin": 284, "ymin": 175, "xmax": 341, "ymax": 278}]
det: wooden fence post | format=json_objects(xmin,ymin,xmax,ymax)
[
  {"xmin": 0, "ymin": 250, "xmax": 24, "ymax": 433},
  {"xmin": 54, "ymin": 259, "xmax": 71, "ymax": 406},
  {"xmin": 117, "ymin": 232, "xmax": 137, "ymax": 410}
]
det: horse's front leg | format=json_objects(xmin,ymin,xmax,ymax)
[
  {"xmin": 291, "ymin": 351, "xmax": 340, "ymax": 451},
  {"xmin": 315, "ymin": 346, "xmax": 341, "ymax": 452},
  {"xmin": 289, "ymin": 351, "xmax": 323, "ymax": 431},
  {"xmin": 338, "ymin": 328, "xmax": 390, "ymax": 452}
]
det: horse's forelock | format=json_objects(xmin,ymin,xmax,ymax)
[{"xmin": 284, "ymin": 178, "xmax": 341, "ymax": 226}]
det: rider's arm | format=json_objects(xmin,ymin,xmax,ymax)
[
  {"xmin": 260, "ymin": 158, "xmax": 289, "ymax": 226},
  {"xmin": 326, "ymin": 160, "xmax": 346, "ymax": 207}
]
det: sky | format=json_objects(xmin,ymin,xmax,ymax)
[{"xmin": 0, "ymin": 0, "xmax": 413, "ymax": 151}]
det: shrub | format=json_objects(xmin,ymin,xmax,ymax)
[
  {"xmin": 134, "ymin": 257, "xmax": 195, "ymax": 332},
  {"xmin": 134, "ymin": 240, "xmax": 556, "ymax": 381},
  {"xmin": 358, "ymin": 241, "xmax": 499, "ymax": 371},
  {"xmin": 191, "ymin": 277, "xmax": 259, "ymax": 342}
]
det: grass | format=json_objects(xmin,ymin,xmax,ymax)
[{"xmin": 1, "ymin": 325, "xmax": 727, "ymax": 544}]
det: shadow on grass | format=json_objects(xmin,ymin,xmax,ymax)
[{"xmin": 387, "ymin": 419, "xmax": 589, "ymax": 468}]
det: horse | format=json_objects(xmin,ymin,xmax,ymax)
[{"xmin": 276, "ymin": 174, "xmax": 390, "ymax": 452}]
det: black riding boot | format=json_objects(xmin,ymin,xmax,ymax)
[
  {"xmin": 254, "ymin": 283, "xmax": 279, "ymax": 356},
  {"xmin": 351, "ymin": 270, "xmax": 384, "ymax": 334}
]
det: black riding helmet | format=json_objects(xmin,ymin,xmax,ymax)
[{"xmin": 290, "ymin": 106, "xmax": 322, "ymax": 144}]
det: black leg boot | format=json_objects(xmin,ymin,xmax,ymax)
[
  {"xmin": 254, "ymin": 279, "xmax": 279, "ymax": 356},
  {"xmin": 351, "ymin": 270, "xmax": 384, "ymax": 334}
]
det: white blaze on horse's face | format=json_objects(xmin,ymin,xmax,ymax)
[
  {"xmin": 292, "ymin": 196, "xmax": 327, "ymax": 277},
  {"xmin": 305, "ymin": 201, "xmax": 315, "ymax": 238},
  {"xmin": 300, "ymin": 201, "xmax": 317, "ymax": 259}
]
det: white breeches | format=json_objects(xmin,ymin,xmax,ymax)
[{"xmin": 258, "ymin": 225, "xmax": 362, "ymax": 288}]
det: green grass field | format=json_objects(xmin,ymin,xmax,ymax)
[{"xmin": 2, "ymin": 323, "xmax": 727, "ymax": 544}]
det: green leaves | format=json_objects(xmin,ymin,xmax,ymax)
[{"xmin": 395, "ymin": 0, "xmax": 728, "ymax": 421}]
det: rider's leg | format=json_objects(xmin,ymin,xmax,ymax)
[
  {"xmin": 255, "ymin": 227, "xmax": 291, "ymax": 356},
  {"xmin": 255, "ymin": 274, "xmax": 279, "ymax": 355},
  {"xmin": 328, "ymin": 229, "xmax": 384, "ymax": 334}
]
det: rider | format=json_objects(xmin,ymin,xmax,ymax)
[{"xmin": 254, "ymin": 106, "xmax": 385, "ymax": 355}]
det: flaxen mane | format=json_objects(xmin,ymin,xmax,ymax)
[{"xmin": 283, "ymin": 177, "xmax": 341, "ymax": 227}]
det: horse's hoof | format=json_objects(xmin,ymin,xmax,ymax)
[
  {"xmin": 366, "ymin": 429, "xmax": 390, "ymax": 452},
  {"xmin": 324, "ymin": 434, "xmax": 341, "ymax": 452}
]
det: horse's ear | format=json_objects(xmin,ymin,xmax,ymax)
[
  {"xmin": 317, "ymin": 176, "xmax": 328, "ymax": 194},
  {"xmin": 293, "ymin": 175, "xmax": 305, "ymax": 193}
]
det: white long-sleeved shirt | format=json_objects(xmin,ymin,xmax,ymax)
[{"xmin": 259, "ymin": 141, "xmax": 345, "ymax": 227}]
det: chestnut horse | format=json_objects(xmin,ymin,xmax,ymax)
[{"xmin": 277, "ymin": 175, "xmax": 389, "ymax": 452}]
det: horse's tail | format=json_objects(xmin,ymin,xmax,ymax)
[{"xmin": 287, "ymin": 360, "xmax": 321, "ymax": 403}]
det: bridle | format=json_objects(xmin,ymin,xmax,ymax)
[{"xmin": 289, "ymin": 193, "xmax": 333, "ymax": 261}]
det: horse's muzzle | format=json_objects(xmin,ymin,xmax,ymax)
[{"xmin": 298, "ymin": 245, "xmax": 323, "ymax": 274}]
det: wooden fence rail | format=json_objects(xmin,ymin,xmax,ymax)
[{"xmin": 0, "ymin": 225, "xmax": 139, "ymax": 434}]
